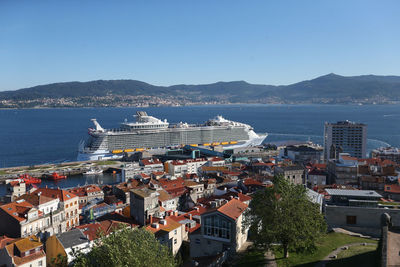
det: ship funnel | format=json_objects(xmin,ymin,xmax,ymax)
[{"xmin": 91, "ymin": 119, "xmax": 104, "ymax": 132}]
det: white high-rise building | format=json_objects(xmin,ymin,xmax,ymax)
[{"xmin": 324, "ymin": 121, "xmax": 367, "ymax": 161}]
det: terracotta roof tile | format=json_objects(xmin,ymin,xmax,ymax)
[
  {"xmin": 35, "ymin": 188, "xmax": 77, "ymax": 202},
  {"xmin": 141, "ymin": 158, "xmax": 162, "ymax": 166},
  {"xmin": 146, "ymin": 217, "xmax": 181, "ymax": 234},
  {"xmin": 217, "ymin": 199, "xmax": 248, "ymax": 220},
  {"xmin": 0, "ymin": 235, "xmax": 14, "ymax": 249},
  {"xmin": 0, "ymin": 201, "xmax": 34, "ymax": 222},
  {"xmin": 385, "ymin": 184, "xmax": 400, "ymax": 194},
  {"xmin": 158, "ymin": 190, "xmax": 174, "ymax": 202}
]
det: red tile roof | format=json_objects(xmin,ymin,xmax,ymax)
[
  {"xmin": 9, "ymin": 181, "xmax": 22, "ymax": 187},
  {"xmin": 158, "ymin": 178, "xmax": 186, "ymax": 190},
  {"xmin": 252, "ymin": 162, "xmax": 274, "ymax": 167},
  {"xmin": 0, "ymin": 201, "xmax": 35, "ymax": 222},
  {"xmin": 217, "ymin": 199, "xmax": 248, "ymax": 220},
  {"xmin": 170, "ymin": 160, "xmax": 187, "ymax": 166},
  {"xmin": 34, "ymin": 188, "xmax": 77, "ymax": 202},
  {"xmin": 141, "ymin": 158, "xmax": 162, "ymax": 166},
  {"xmin": 341, "ymin": 155, "xmax": 358, "ymax": 161},
  {"xmin": 243, "ymin": 178, "xmax": 264, "ymax": 186},
  {"xmin": 385, "ymin": 184, "xmax": 400, "ymax": 194},
  {"xmin": 146, "ymin": 217, "xmax": 181, "ymax": 234},
  {"xmin": 0, "ymin": 235, "xmax": 14, "ymax": 249},
  {"xmin": 16, "ymin": 193, "xmax": 54, "ymax": 206},
  {"xmin": 68, "ymin": 185, "xmax": 102, "ymax": 197},
  {"xmin": 209, "ymin": 157, "xmax": 224, "ymax": 162}
]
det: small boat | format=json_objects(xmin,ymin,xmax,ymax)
[
  {"xmin": 83, "ymin": 168, "xmax": 103, "ymax": 175},
  {"xmin": 43, "ymin": 172, "xmax": 67, "ymax": 180},
  {"xmin": 18, "ymin": 174, "xmax": 41, "ymax": 184}
]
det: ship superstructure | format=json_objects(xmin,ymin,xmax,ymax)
[{"xmin": 77, "ymin": 111, "xmax": 267, "ymax": 161}]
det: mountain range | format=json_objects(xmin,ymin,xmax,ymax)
[{"xmin": 2, "ymin": 73, "xmax": 400, "ymax": 105}]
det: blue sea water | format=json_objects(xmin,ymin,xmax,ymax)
[{"xmin": 0, "ymin": 104, "xmax": 400, "ymax": 168}]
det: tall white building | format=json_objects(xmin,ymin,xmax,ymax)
[{"xmin": 324, "ymin": 121, "xmax": 367, "ymax": 160}]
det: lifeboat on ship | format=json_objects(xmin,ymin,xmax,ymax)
[{"xmin": 18, "ymin": 174, "xmax": 41, "ymax": 184}]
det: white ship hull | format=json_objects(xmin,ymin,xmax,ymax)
[
  {"xmin": 77, "ymin": 133, "xmax": 267, "ymax": 161},
  {"xmin": 77, "ymin": 112, "xmax": 268, "ymax": 161}
]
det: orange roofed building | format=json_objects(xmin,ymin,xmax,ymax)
[
  {"xmin": 34, "ymin": 188, "xmax": 79, "ymax": 230},
  {"xmin": 68, "ymin": 185, "xmax": 104, "ymax": 205},
  {"xmin": 189, "ymin": 198, "xmax": 249, "ymax": 258},
  {"xmin": 0, "ymin": 200, "xmax": 46, "ymax": 238},
  {"xmin": 146, "ymin": 217, "xmax": 184, "ymax": 255},
  {"xmin": 0, "ymin": 235, "xmax": 46, "ymax": 267}
]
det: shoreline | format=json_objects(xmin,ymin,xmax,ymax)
[{"xmin": 1, "ymin": 102, "xmax": 399, "ymax": 110}]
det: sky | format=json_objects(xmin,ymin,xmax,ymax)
[{"xmin": 0, "ymin": 0, "xmax": 399, "ymax": 91}]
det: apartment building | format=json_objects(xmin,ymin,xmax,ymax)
[
  {"xmin": 34, "ymin": 188, "xmax": 79, "ymax": 230},
  {"xmin": 324, "ymin": 120, "xmax": 367, "ymax": 160}
]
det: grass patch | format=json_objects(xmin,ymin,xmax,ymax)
[
  {"xmin": 326, "ymin": 245, "xmax": 378, "ymax": 267},
  {"xmin": 273, "ymin": 232, "xmax": 378, "ymax": 267},
  {"xmin": 0, "ymin": 170, "xmax": 8, "ymax": 175},
  {"xmin": 95, "ymin": 161, "xmax": 117, "ymax": 166},
  {"xmin": 234, "ymin": 248, "xmax": 265, "ymax": 267}
]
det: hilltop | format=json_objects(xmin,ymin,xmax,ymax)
[{"xmin": 1, "ymin": 74, "xmax": 400, "ymax": 108}]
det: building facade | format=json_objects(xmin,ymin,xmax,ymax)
[
  {"xmin": 324, "ymin": 121, "xmax": 367, "ymax": 160},
  {"xmin": 189, "ymin": 199, "xmax": 248, "ymax": 258}
]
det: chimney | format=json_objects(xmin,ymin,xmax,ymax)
[
  {"xmin": 160, "ymin": 219, "xmax": 167, "ymax": 225},
  {"xmin": 175, "ymin": 210, "xmax": 178, "ymax": 216},
  {"xmin": 189, "ymin": 214, "xmax": 193, "ymax": 220},
  {"xmin": 149, "ymin": 214, "xmax": 153, "ymax": 224}
]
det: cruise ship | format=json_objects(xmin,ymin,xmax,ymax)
[{"xmin": 77, "ymin": 111, "xmax": 267, "ymax": 161}]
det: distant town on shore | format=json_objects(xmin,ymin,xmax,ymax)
[{"xmin": 2, "ymin": 73, "xmax": 400, "ymax": 108}]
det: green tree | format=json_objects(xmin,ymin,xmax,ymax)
[
  {"xmin": 245, "ymin": 175, "xmax": 326, "ymax": 258},
  {"xmin": 50, "ymin": 253, "xmax": 68, "ymax": 267},
  {"xmin": 73, "ymin": 227, "xmax": 176, "ymax": 267}
]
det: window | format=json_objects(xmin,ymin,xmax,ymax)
[
  {"xmin": 346, "ymin": 216, "xmax": 357, "ymax": 225},
  {"xmin": 174, "ymin": 239, "xmax": 177, "ymax": 245},
  {"xmin": 38, "ymin": 260, "xmax": 43, "ymax": 266},
  {"xmin": 195, "ymin": 238, "xmax": 200, "ymax": 244},
  {"xmin": 174, "ymin": 229, "xmax": 177, "ymax": 235},
  {"xmin": 204, "ymin": 215, "xmax": 231, "ymax": 240}
]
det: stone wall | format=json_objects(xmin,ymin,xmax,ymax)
[{"xmin": 325, "ymin": 205, "xmax": 400, "ymax": 237}]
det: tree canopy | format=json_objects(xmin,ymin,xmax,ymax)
[
  {"xmin": 72, "ymin": 227, "xmax": 176, "ymax": 267},
  {"xmin": 245, "ymin": 175, "xmax": 326, "ymax": 258}
]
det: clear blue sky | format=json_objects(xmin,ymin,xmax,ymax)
[{"xmin": 0, "ymin": 0, "xmax": 399, "ymax": 91}]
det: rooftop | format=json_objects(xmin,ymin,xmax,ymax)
[
  {"xmin": 5, "ymin": 236, "xmax": 44, "ymax": 266},
  {"xmin": 68, "ymin": 185, "xmax": 102, "ymax": 197},
  {"xmin": 325, "ymin": 189, "xmax": 382, "ymax": 198},
  {"xmin": 57, "ymin": 228, "xmax": 89, "ymax": 248},
  {"xmin": 217, "ymin": 198, "xmax": 248, "ymax": 220},
  {"xmin": 34, "ymin": 188, "xmax": 77, "ymax": 202},
  {"xmin": 0, "ymin": 200, "xmax": 35, "ymax": 222},
  {"xmin": 131, "ymin": 188, "xmax": 157, "ymax": 199},
  {"xmin": 146, "ymin": 217, "xmax": 182, "ymax": 234},
  {"xmin": 16, "ymin": 193, "xmax": 55, "ymax": 206}
]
